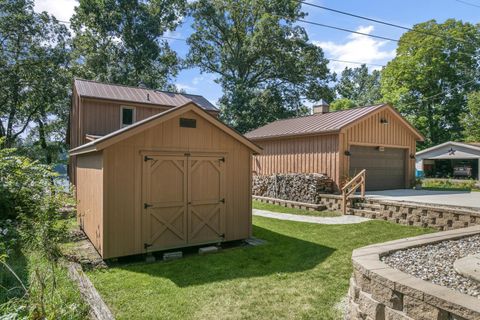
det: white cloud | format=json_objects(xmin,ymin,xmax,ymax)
[
  {"xmin": 34, "ymin": 0, "xmax": 77, "ymax": 22},
  {"xmin": 175, "ymin": 83, "xmax": 197, "ymax": 92},
  {"xmin": 313, "ymin": 25, "xmax": 396, "ymax": 74}
]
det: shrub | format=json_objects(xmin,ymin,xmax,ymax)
[
  {"xmin": 0, "ymin": 140, "xmax": 86, "ymax": 319},
  {"xmin": 422, "ymin": 178, "xmax": 477, "ymax": 191}
]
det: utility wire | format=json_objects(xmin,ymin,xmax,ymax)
[
  {"xmin": 298, "ymin": 19, "xmax": 400, "ymax": 42},
  {"xmin": 408, "ymin": 78, "xmax": 479, "ymax": 106},
  {"xmin": 454, "ymin": 0, "xmax": 480, "ymax": 8},
  {"xmin": 328, "ymin": 58, "xmax": 385, "ymax": 67},
  {"xmin": 298, "ymin": 0, "xmax": 473, "ymax": 45}
]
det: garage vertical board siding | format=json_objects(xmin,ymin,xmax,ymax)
[
  {"xmin": 102, "ymin": 110, "xmax": 252, "ymax": 258},
  {"xmin": 252, "ymin": 134, "xmax": 340, "ymax": 187},
  {"xmin": 76, "ymin": 152, "xmax": 104, "ymax": 256},
  {"xmin": 341, "ymin": 108, "xmax": 417, "ymax": 188}
]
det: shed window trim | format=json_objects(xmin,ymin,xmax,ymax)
[{"xmin": 120, "ymin": 106, "xmax": 136, "ymax": 127}]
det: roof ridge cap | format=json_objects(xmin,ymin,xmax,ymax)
[{"xmin": 247, "ymin": 104, "xmax": 385, "ymax": 131}]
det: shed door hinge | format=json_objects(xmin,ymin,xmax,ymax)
[
  {"xmin": 185, "ymin": 152, "xmax": 191, "ymax": 156},
  {"xmin": 219, "ymin": 198, "xmax": 225, "ymax": 203},
  {"xmin": 144, "ymin": 203, "xmax": 153, "ymax": 209},
  {"xmin": 144, "ymin": 243, "xmax": 153, "ymax": 250},
  {"xmin": 144, "ymin": 156, "xmax": 154, "ymax": 162},
  {"xmin": 219, "ymin": 157, "xmax": 225, "ymax": 162}
]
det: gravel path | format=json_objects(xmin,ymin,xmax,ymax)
[
  {"xmin": 382, "ymin": 234, "xmax": 480, "ymax": 298},
  {"xmin": 253, "ymin": 209, "xmax": 371, "ymax": 224}
]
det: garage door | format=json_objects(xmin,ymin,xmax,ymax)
[
  {"xmin": 142, "ymin": 153, "xmax": 225, "ymax": 252},
  {"xmin": 349, "ymin": 146, "xmax": 406, "ymax": 191}
]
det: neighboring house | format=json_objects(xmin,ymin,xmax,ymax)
[
  {"xmin": 68, "ymin": 78, "xmax": 219, "ymax": 185},
  {"xmin": 245, "ymin": 102, "xmax": 424, "ymax": 191},
  {"xmin": 416, "ymin": 141, "xmax": 480, "ymax": 180},
  {"xmin": 69, "ymin": 79, "xmax": 261, "ymax": 259}
]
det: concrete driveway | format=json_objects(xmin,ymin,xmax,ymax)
[{"xmin": 365, "ymin": 189, "xmax": 480, "ymax": 209}]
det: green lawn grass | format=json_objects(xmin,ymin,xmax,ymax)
[
  {"xmin": 0, "ymin": 250, "xmax": 88, "ymax": 318},
  {"xmin": 252, "ymin": 200, "xmax": 341, "ymax": 217},
  {"xmin": 88, "ymin": 218, "xmax": 434, "ymax": 320}
]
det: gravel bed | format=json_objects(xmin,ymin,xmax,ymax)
[{"xmin": 382, "ymin": 234, "xmax": 480, "ymax": 298}]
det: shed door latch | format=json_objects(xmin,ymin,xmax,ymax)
[
  {"xmin": 219, "ymin": 157, "xmax": 225, "ymax": 162},
  {"xmin": 219, "ymin": 198, "xmax": 225, "ymax": 204},
  {"xmin": 144, "ymin": 156, "xmax": 154, "ymax": 162},
  {"xmin": 144, "ymin": 203, "xmax": 153, "ymax": 209},
  {"xmin": 144, "ymin": 243, "xmax": 153, "ymax": 250}
]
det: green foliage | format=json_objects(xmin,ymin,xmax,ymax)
[
  {"xmin": 71, "ymin": 0, "xmax": 187, "ymax": 89},
  {"xmin": 0, "ymin": 141, "xmax": 58, "ymax": 220},
  {"xmin": 335, "ymin": 65, "xmax": 382, "ymax": 107},
  {"xmin": 0, "ymin": 0, "xmax": 71, "ymax": 150},
  {"xmin": 381, "ymin": 19, "xmax": 480, "ymax": 147},
  {"xmin": 187, "ymin": 0, "xmax": 334, "ymax": 133},
  {"xmin": 0, "ymin": 251, "xmax": 88, "ymax": 319},
  {"xmin": 330, "ymin": 98, "xmax": 356, "ymax": 111},
  {"xmin": 422, "ymin": 178, "xmax": 479, "ymax": 191},
  {"xmin": 0, "ymin": 139, "xmax": 82, "ymax": 317},
  {"xmin": 462, "ymin": 91, "xmax": 480, "ymax": 142}
]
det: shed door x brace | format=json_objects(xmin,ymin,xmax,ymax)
[{"xmin": 141, "ymin": 153, "xmax": 226, "ymax": 252}]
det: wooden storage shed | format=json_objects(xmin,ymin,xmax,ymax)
[
  {"xmin": 245, "ymin": 103, "xmax": 424, "ymax": 191},
  {"xmin": 70, "ymin": 102, "xmax": 261, "ymax": 259}
]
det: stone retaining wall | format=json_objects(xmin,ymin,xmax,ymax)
[
  {"xmin": 253, "ymin": 193, "xmax": 349, "ymax": 212},
  {"xmin": 349, "ymin": 199, "xmax": 480, "ymax": 231},
  {"xmin": 348, "ymin": 226, "xmax": 480, "ymax": 320}
]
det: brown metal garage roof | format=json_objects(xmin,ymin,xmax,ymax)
[
  {"xmin": 74, "ymin": 79, "xmax": 218, "ymax": 111},
  {"xmin": 245, "ymin": 104, "xmax": 387, "ymax": 140}
]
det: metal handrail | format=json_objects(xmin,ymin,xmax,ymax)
[{"xmin": 341, "ymin": 169, "xmax": 366, "ymax": 215}]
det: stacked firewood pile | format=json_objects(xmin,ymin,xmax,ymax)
[{"xmin": 252, "ymin": 173, "xmax": 334, "ymax": 203}]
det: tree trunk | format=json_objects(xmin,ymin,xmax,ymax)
[{"xmin": 37, "ymin": 117, "xmax": 52, "ymax": 165}]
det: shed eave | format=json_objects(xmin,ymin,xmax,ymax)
[{"xmin": 69, "ymin": 101, "xmax": 261, "ymax": 155}]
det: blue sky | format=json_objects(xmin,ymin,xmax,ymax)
[{"xmin": 34, "ymin": 0, "xmax": 480, "ymax": 105}]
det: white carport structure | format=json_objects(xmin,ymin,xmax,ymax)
[{"xmin": 416, "ymin": 141, "xmax": 480, "ymax": 180}]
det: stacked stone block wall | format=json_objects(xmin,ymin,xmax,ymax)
[
  {"xmin": 347, "ymin": 226, "xmax": 480, "ymax": 320},
  {"xmin": 349, "ymin": 200, "xmax": 480, "ymax": 231}
]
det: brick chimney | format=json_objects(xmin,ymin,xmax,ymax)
[{"xmin": 313, "ymin": 99, "xmax": 330, "ymax": 114}]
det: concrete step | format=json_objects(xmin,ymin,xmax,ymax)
[{"xmin": 348, "ymin": 208, "xmax": 381, "ymax": 219}]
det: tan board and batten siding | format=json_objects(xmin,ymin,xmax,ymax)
[
  {"xmin": 76, "ymin": 152, "xmax": 104, "ymax": 255},
  {"xmin": 69, "ymin": 79, "xmax": 219, "ymax": 186},
  {"xmin": 74, "ymin": 106, "xmax": 257, "ymax": 259},
  {"xmin": 251, "ymin": 105, "xmax": 421, "ymax": 190}
]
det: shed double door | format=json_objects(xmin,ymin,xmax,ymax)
[{"xmin": 142, "ymin": 153, "xmax": 225, "ymax": 252}]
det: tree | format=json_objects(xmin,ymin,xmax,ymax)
[
  {"xmin": 330, "ymin": 98, "xmax": 356, "ymax": 111},
  {"xmin": 335, "ymin": 65, "xmax": 382, "ymax": 107},
  {"xmin": 381, "ymin": 19, "xmax": 480, "ymax": 147},
  {"xmin": 187, "ymin": 0, "xmax": 334, "ymax": 133},
  {"xmin": 0, "ymin": 0, "xmax": 70, "ymax": 150},
  {"xmin": 71, "ymin": 0, "xmax": 187, "ymax": 90},
  {"xmin": 462, "ymin": 91, "xmax": 480, "ymax": 142}
]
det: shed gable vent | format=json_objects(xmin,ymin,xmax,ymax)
[{"xmin": 180, "ymin": 118, "xmax": 197, "ymax": 128}]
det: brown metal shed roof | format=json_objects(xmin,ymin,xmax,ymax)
[
  {"xmin": 245, "ymin": 104, "xmax": 386, "ymax": 140},
  {"xmin": 74, "ymin": 78, "xmax": 218, "ymax": 111}
]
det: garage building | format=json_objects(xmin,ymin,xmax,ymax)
[
  {"xmin": 70, "ymin": 102, "xmax": 261, "ymax": 259},
  {"xmin": 245, "ymin": 102, "xmax": 424, "ymax": 191},
  {"xmin": 416, "ymin": 141, "xmax": 480, "ymax": 180}
]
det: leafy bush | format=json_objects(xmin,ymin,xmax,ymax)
[
  {"xmin": 422, "ymin": 178, "xmax": 478, "ymax": 191},
  {"xmin": 0, "ymin": 144, "xmax": 59, "ymax": 220},
  {"xmin": 0, "ymin": 140, "xmax": 87, "ymax": 319}
]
